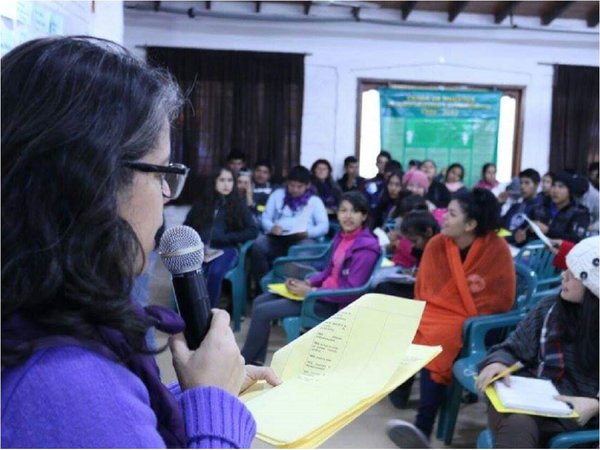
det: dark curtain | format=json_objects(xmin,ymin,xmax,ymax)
[
  {"xmin": 147, "ymin": 47, "xmax": 305, "ymax": 204},
  {"xmin": 549, "ymin": 64, "xmax": 599, "ymax": 174}
]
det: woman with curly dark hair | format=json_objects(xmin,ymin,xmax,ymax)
[
  {"xmin": 1, "ymin": 36, "xmax": 276, "ymax": 448},
  {"xmin": 388, "ymin": 188, "xmax": 516, "ymax": 446},
  {"xmin": 184, "ymin": 167, "xmax": 258, "ymax": 307},
  {"xmin": 311, "ymin": 158, "xmax": 343, "ymax": 218}
]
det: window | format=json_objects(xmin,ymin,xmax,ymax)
[{"xmin": 357, "ymin": 80, "xmax": 523, "ymax": 184}]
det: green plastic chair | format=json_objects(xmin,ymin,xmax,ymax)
[
  {"xmin": 477, "ymin": 427, "xmax": 599, "ymax": 448},
  {"xmin": 287, "ymin": 242, "xmax": 331, "ymax": 258},
  {"xmin": 260, "ymin": 242, "xmax": 334, "ymax": 293},
  {"xmin": 281, "ymin": 254, "xmax": 385, "ymax": 342},
  {"xmin": 436, "ymin": 262, "xmax": 538, "ymax": 445},
  {"xmin": 224, "ymin": 240, "xmax": 254, "ymax": 332},
  {"xmin": 514, "ymin": 239, "xmax": 561, "ymax": 290}
]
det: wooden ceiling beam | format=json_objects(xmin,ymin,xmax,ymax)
[
  {"xmin": 586, "ymin": 5, "xmax": 599, "ymax": 27},
  {"xmin": 352, "ymin": 6, "xmax": 361, "ymax": 21},
  {"xmin": 540, "ymin": 1, "xmax": 573, "ymax": 26},
  {"xmin": 494, "ymin": 1, "xmax": 520, "ymax": 24},
  {"xmin": 401, "ymin": 1, "xmax": 417, "ymax": 20},
  {"xmin": 205, "ymin": 1, "xmax": 211, "ymax": 10},
  {"xmin": 153, "ymin": 1, "xmax": 161, "ymax": 12},
  {"xmin": 255, "ymin": 1, "xmax": 261, "ymax": 14},
  {"xmin": 448, "ymin": 1, "xmax": 468, "ymax": 23}
]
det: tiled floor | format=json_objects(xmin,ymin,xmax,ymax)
[{"xmin": 149, "ymin": 255, "xmax": 488, "ymax": 449}]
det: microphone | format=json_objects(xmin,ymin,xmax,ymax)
[{"xmin": 159, "ymin": 225, "xmax": 213, "ymax": 349}]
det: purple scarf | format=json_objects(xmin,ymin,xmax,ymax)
[
  {"xmin": 3, "ymin": 306, "xmax": 187, "ymax": 448},
  {"xmin": 283, "ymin": 185, "xmax": 315, "ymax": 212}
]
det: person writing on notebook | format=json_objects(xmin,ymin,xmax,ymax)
[
  {"xmin": 242, "ymin": 192, "xmax": 380, "ymax": 366},
  {"xmin": 250, "ymin": 165, "xmax": 329, "ymax": 290},
  {"xmin": 475, "ymin": 236, "xmax": 599, "ymax": 448},
  {"xmin": 184, "ymin": 166, "xmax": 258, "ymax": 307}
]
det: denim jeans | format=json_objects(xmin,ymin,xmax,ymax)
[
  {"xmin": 241, "ymin": 292, "xmax": 338, "ymax": 365},
  {"xmin": 204, "ymin": 246, "xmax": 238, "ymax": 308},
  {"xmin": 415, "ymin": 368, "xmax": 447, "ymax": 438}
]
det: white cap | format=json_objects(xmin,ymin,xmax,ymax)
[{"xmin": 566, "ymin": 236, "xmax": 599, "ymax": 298}]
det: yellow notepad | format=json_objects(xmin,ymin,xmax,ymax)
[
  {"xmin": 497, "ymin": 228, "xmax": 512, "ymax": 237},
  {"xmin": 380, "ymin": 257, "xmax": 395, "ymax": 267},
  {"xmin": 240, "ymin": 293, "xmax": 443, "ymax": 448},
  {"xmin": 267, "ymin": 283, "xmax": 304, "ymax": 301},
  {"xmin": 486, "ymin": 376, "xmax": 579, "ymax": 419}
]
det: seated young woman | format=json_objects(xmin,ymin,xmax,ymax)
[
  {"xmin": 374, "ymin": 210, "xmax": 440, "ymax": 300},
  {"xmin": 241, "ymin": 191, "xmax": 381, "ymax": 366},
  {"xmin": 184, "ymin": 167, "xmax": 258, "ymax": 307},
  {"xmin": 476, "ymin": 236, "xmax": 599, "ymax": 448},
  {"xmin": 387, "ymin": 188, "xmax": 516, "ymax": 445},
  {"xmin": 385, "ymin": 193, "xmax": 428, "ymax": 259},
  {"xmin": 311, "ymin": 158, "xmax": 343, "ymax": 219},
  {"xmin": 372, "ymin": 170, "xmax": 403, "ymax": 231}
]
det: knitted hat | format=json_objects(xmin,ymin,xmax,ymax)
[
  {"xmin": 554, "ymin": 171, "xmax": 576, "ymax": 199},
  {"xmin": 566, "ymin": 236, "xmax": 599, "ymax": 298},
  {"xmin": 403, "ymin": 170, "xmax": 430, "ymax": 191}
]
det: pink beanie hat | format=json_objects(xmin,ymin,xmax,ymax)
[{"xmin": 403, "ymin": 169, "xmax": 431, "ymax": 191}]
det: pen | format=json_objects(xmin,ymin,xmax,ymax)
[{"xmin": 489, "ymin": 361, "xmax": 524, "ymax": 384}]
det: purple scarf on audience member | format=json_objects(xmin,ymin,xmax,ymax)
[
  {"xmin": 2, "ymin": 305, "xmax": 187, "ymax": 448},
  {"xmin": 283, "ymin": 185, "xmax": 315, "ymax": 212}
]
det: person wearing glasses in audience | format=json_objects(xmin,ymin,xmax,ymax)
[{"xmin": 1, "ymin": 36, "xmax": 279, "ymax": 448}]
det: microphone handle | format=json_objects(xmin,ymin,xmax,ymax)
[{"xmin": 171, "ymin": 270, "xmax": 213, "ymax": 350}]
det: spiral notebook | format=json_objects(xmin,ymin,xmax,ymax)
[{"xmin": 486, "ymin": 376, "xmax": 578, "ymax": 418}]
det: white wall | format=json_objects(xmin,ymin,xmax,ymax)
[
  {"xmin": 91, "ymin": 1, "xmax": 124, "ymax": 44},
  {"xmin": 0, "ymin": 0, "xmax": 123, "ymax": 54},
  {"xmin": 0, "ymin": 1, "xmax": 123, "ymax": 56},
  {"xmin": 124, "ymin": 3, "xmax": 598, "ymax": 179}
]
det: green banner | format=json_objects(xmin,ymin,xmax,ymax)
[{"xmin": 380, "ymin": 89, "xmax": 501, "ymax": 188}]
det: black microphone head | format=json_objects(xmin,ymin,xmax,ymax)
[{"xmin": 159, "ymin": 225, "xmax": 204, "ymax": 275}]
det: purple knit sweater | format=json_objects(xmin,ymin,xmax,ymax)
[{"xmin": 1, "ymin": 345, "xmax": 256, "ymax": 448}]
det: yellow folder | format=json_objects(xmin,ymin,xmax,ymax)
[
  {"xmin": 240, "ymin": 293, "xmax": 442, "ymax": 448},
  {"xmin": 485, "ymin": 378, "xmax": 579, "ymax": 419},
  {"xmin": 267, "ymin": 283, "xmax": 304, "ymax": 301}
]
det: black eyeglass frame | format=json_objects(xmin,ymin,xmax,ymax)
[
  {"xmin": 122, "ymin": 161, "xmax": 190, "ymax": 199},
  {"xmin": 122, "ymin": 161, "xmax": 189, "ymax": 176}
]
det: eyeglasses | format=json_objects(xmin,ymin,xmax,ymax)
[{"xmin": 122, "ymin": 161, "xmax": 189, "ymax": 200}]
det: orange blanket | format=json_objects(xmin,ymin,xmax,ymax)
[{"xmin": 414, "ymin": 232, "xmax": 515, "ymax": 384}]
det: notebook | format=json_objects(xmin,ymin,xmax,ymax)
[{"xmin": 487, "ymin": 376, "xmax": 578, "ymax": 418}]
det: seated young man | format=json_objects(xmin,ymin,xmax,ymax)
[
  {"xmin": 252, "ymin": 159, "xmax": 276, "ymax": 216},
  {"xmin": 501, "ymin": 168, "xmax": 543, "ymax": 246},
  {"xmin": 531, "ymin": 171, "xmax": 590, "ymax": 244},
  {"xmin": 365, "ymin": 150, "xmax": 391, "ymax": 209},
  {"xmin": 225, "ymin": 148, "xmax": 246, "ymax": 177},
  {"xmin": 337, "ymin": 155, "xmax": 366, "ymax": 193},
  {"xmin": 250, "ymin": 165, "xmax": 329, "ymax": 289}
]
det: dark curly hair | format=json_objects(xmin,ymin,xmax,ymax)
[
  {"xmin": 1, "ymin": 36, "xmax": 182, "ymax": 366},
  {"xmin": 452, "ymin": 188, "xmax": 501, "ymax": 236},
  {"xmin": 311, "ymin": 159, "xmax": 342, "ymax": 207}
]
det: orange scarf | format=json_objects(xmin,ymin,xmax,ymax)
[{"xmin": 414, "ymin": 232, "xmax": 515, "ymax": 384}]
